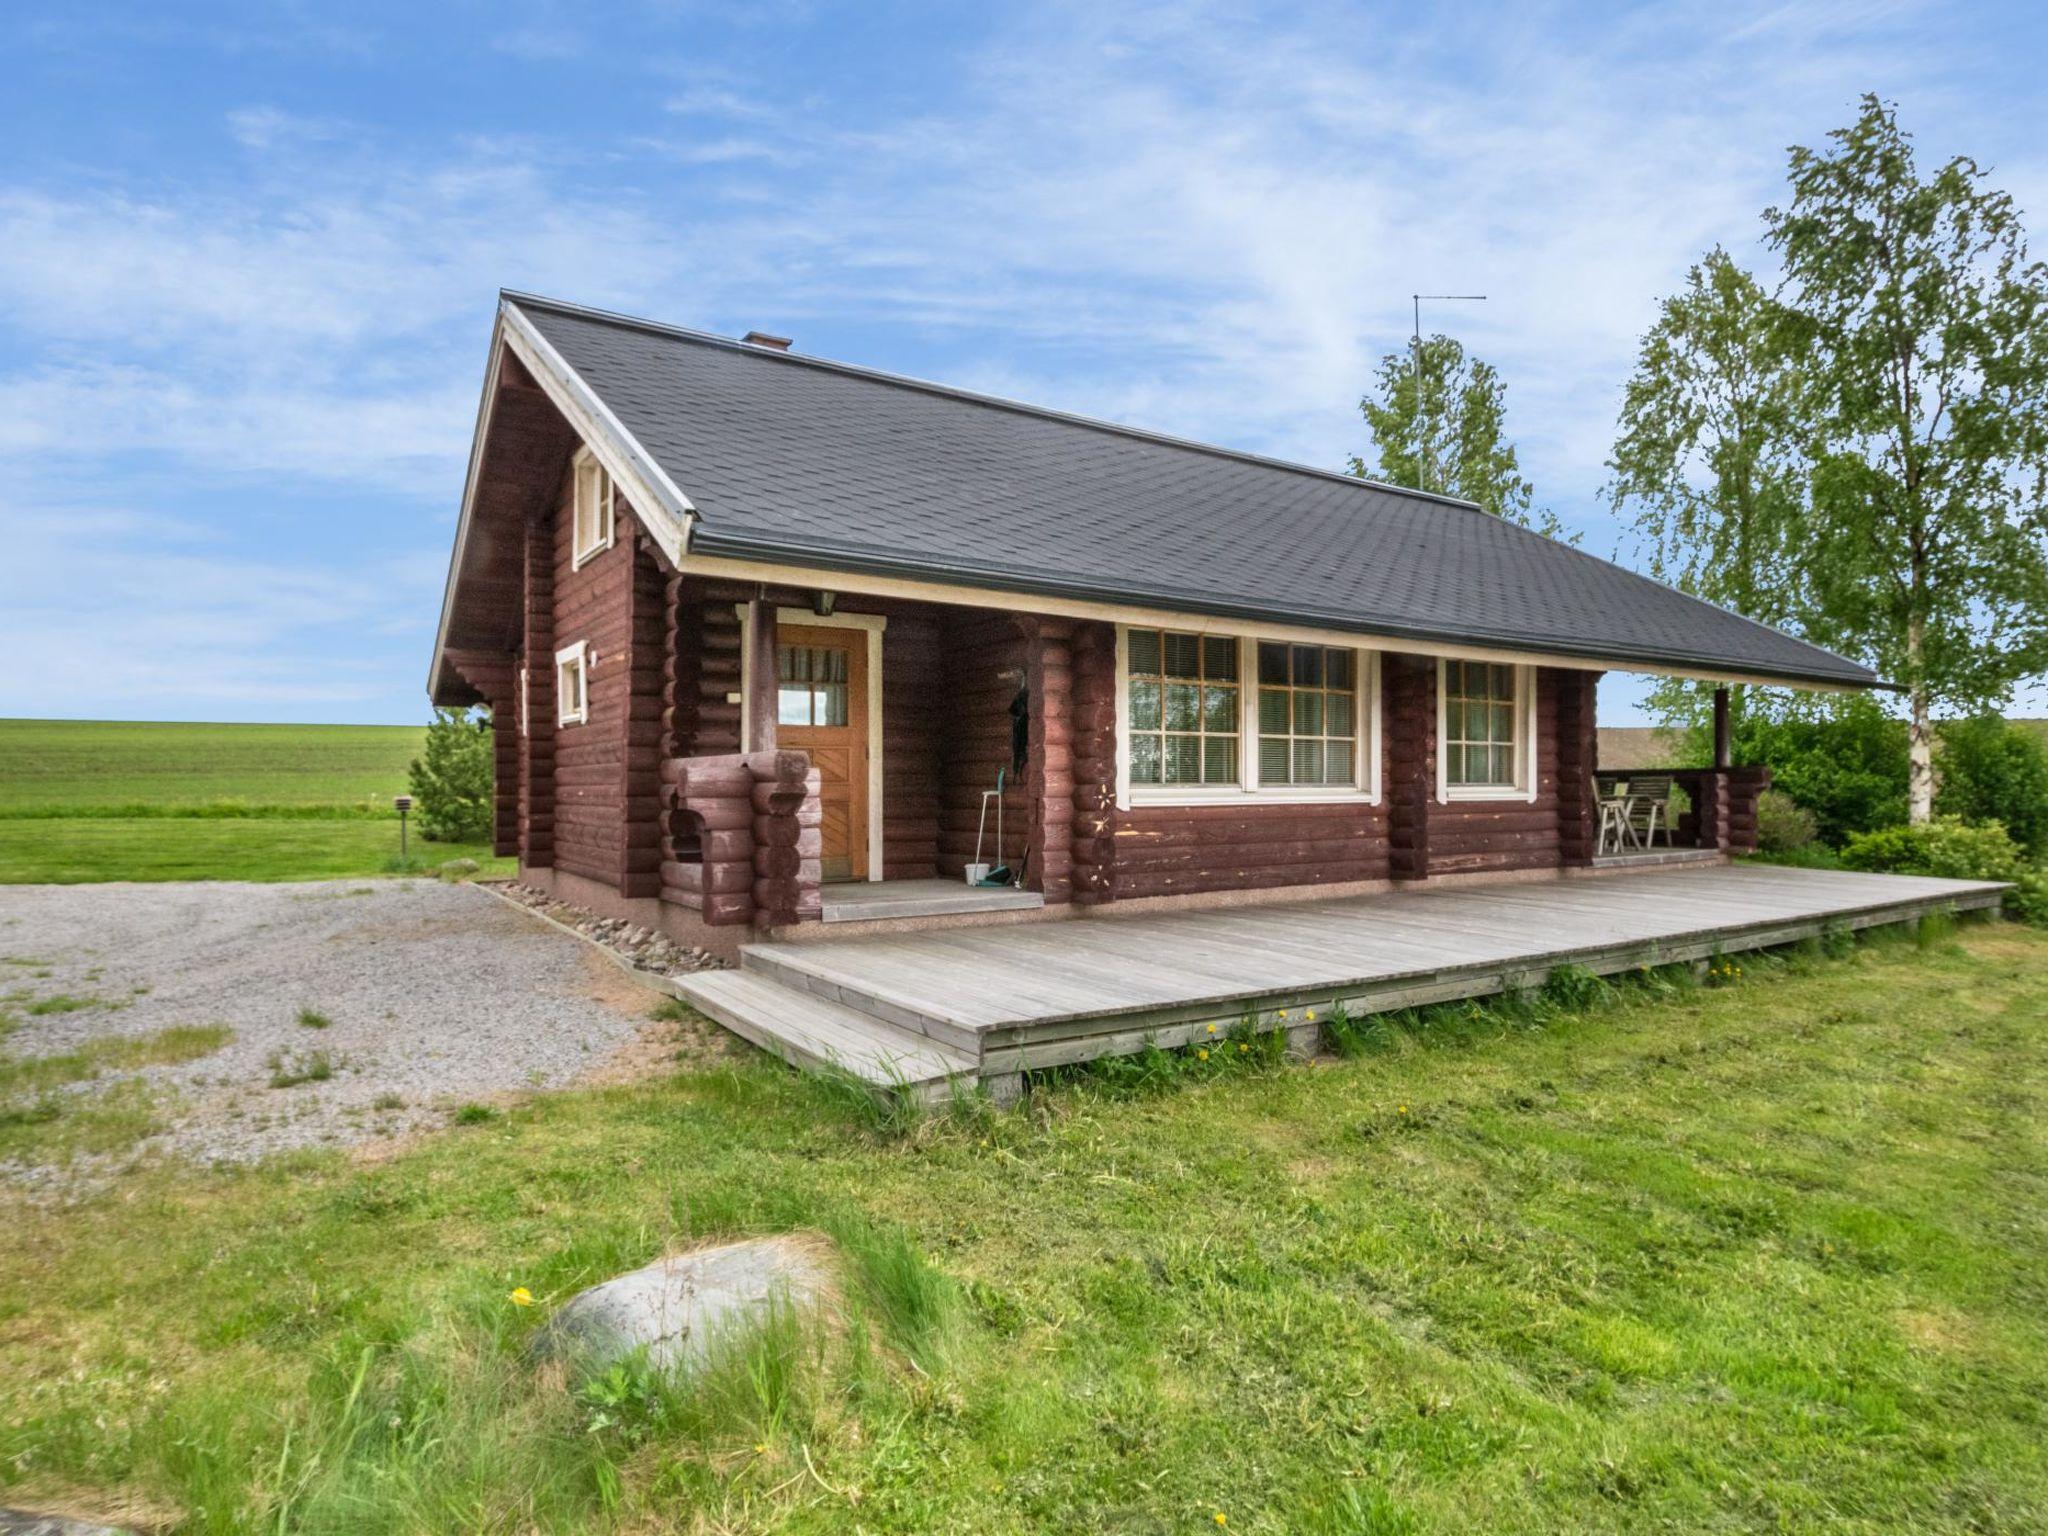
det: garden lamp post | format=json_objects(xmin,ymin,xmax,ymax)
[{"xmin": 394, "ymin": 794, "xmax": 412, "ymax": 862}]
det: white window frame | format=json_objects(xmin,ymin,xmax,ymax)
[
  {"xmin": 555, "ymin": 640, "xmax": 588, "ymax": 727},
  {"xmin": 570, "ymin": 446, "xmax": 615, "ymax": 568},
  {"xmin": 1114, "ymin": 627, "xmax": 1381, "ymax": 810},
  {"xmin": 1436, "ymin": 659, "xmax": 1538, "ymax": 803}
]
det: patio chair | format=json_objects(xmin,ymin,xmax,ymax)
[
  {"xmin": 1623, "ymin": 774, "xmax": 1675, "ymax": 849},
  {"xmin": 1597, "ymin": 788, "xmax": 1634, "ymax": 856}
]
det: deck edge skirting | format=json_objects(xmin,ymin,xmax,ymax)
[{"xmin": 980, "ymin": 886, "xmax": 2004, "ymax": 1071}]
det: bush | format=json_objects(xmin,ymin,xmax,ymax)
[
  {"xmin": 1935, "ymin": 715, "xmax": 2048, "ymax": 858},
  {"xmin": 1839, "ymin": 816, "xmax": 2023, "ymax": 883},
  {"xmin": 2007, "ymin": 871, "xmax": 2048, "ymax": 927},
  {"xmin": 408, "ymin": 707, "xmax": 495, "ymax": 843},
  {"xmin": 1732, "ymin": 695, "xmax": 1908, "ymax": 846},
  {"xmin": 1754, "ymin": 789, "xmax": 1819, "ymax": 853}
]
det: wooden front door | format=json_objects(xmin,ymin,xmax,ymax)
[{"xmin": 776, "ymin": 624, "xmax": 869, "ymax": 881}]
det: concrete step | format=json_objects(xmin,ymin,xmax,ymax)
[
  {"xmin": 737, "ymin": 943, "xmax": 984, "ymax": 1056},
  {"xmin": 674, "ymin": 969, "xmax": 978, "ymax": 1101}
]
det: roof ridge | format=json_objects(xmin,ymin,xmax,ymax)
[{"xmin": 499, "ymin": 289, "xmax": 1492, "ymax": 516}]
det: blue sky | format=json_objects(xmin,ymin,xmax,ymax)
[{"xmin": 3, "ymin": 1, "xmax": 2043, "ymax": 727}]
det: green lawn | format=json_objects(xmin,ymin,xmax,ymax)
[
  {"xmin": 0, "ymin": 719, "xmax": 513, "ymax": 883},
  {"xmin": 2, "ymin": 922, "xmax": 2043, "ymax": 1533},
  {"xmin": 0, "ymin": 817, "xmax": 502, "ymax": 884},
  {"xmin": 0, "ymin": 719, "xmax": 435, "ymax": 813}
]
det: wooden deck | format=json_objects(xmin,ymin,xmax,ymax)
[{"xmin": 672, "ymin": 863, "xmax": 2008, "ymax": 1101}]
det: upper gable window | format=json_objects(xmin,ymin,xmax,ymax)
[{"xmin": 571, "ymin": 447, "xmax": 614, "ymax": 567}]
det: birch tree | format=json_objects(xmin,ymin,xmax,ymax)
[
  {"xmin": 1607, "ymin": 247, "xmax": 1809, "ymax": 731},
  {"xmin": 1768, "ymin": 95, "xmax": 2048, "ymax": 821},
  {"xmin": 1351, "ymin": 335, "xmax": 1544, "ymax": 526}
]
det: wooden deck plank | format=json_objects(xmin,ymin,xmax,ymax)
[{"xmin": 718, "ymin": 866, "xmax": 2006, "ymax": 1079}]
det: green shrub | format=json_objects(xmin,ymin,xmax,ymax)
[
  {"xmin": 1732, "ymin": 695, "xmax": 1908, "ymax": 846},
  {"xmin": 2005, "ymin": 871, "xmax": 2048, "ymax": 928},
  {"xmin": 1935, "ymin": 714, "xmax": 2048, "ymax": 858},
  {"xmin": 1754, "ymin": 789, "xmax": 1819, "ymax": 852},
  {"xmin": 1839, "ymin": 816, "xmax": 2023, "ymax": 882},
  {"xmin": 407, "ymin": 707, "xmax": 495, "ymax": 844}
]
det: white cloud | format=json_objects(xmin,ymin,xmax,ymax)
[{"xmin": 2, "ymin": 0, "xmax": 2028, "ymax": 722}]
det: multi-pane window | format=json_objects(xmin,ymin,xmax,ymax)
[
  {"xmin": 777, "ymin": 645, "xmax": 849, "ymax": 727},
  {"xmin": 1443, "ymin": 661, "xmax": 1520, "ymax": 787},
  {"xmin": 1257, "ymin": 643, "xmax": 1357, "ymax": 786},
  {"xmin": 1127, "ymin": 629, "xmax": 1240, "ymax": 786},
  {"xmin": 571, "ymin": 449, "xmax": 614, "ymax": 566}
]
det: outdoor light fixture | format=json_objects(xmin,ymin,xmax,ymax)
[
  {"xmin": 393, "ymin": 794, "xmax": 413, "ymax": 862},
  {"xmin": 813, "ymin": 589, "xmax": 837, "ymax": 617}
]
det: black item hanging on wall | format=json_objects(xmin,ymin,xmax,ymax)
[{"xmin": 1009, "ymin": 684, "xmax": 1029, "ymax": 775}]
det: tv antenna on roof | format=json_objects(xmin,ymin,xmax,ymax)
[{"xmin": 1411, "ymin": 293, "xmax": 1486, "ymax": 493}]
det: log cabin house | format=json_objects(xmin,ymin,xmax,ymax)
[{"xmin": 428, "ymin": 293, "xmax": 1906, "ymax": 1091}]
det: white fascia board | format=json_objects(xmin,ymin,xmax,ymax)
[
  {"xmin": 498, "ymin": 299, "xmax": 697, "ymax": 568},
  {"xmin": 428, "ymin": 317, "xmax": 512, "ymax": 703}
]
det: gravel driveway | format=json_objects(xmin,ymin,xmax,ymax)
[{"xmin": 0, "ymin": 879, "xmax": 679, "ymax": 1182}]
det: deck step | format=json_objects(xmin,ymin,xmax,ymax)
[
  {"xmin": 674, "ymin": 969, "xmax": 978, "ymax": 1099},
  {"xmin": 737, "ymin": 944, "xmax": 983, "ymax": 1055}
]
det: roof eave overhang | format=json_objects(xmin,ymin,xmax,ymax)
[
  {"xmin": 427, "ymin": 299, "xmax": 700, "ymax": 705},
  {"xmin": 682, "ymin": 533, "xmax": 1883, "ymax": 694}
]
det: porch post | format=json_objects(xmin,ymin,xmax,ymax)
[
  {"xmin": 1712, "ymin": 686, "xmax": 1731, "ymax": 769},
  {"xmin": 744, "ymin": 598, "xmax": 778, "ymax": 753},
  {"xmin": 1555, "ymin": 668, "xmax": 1601, "ymax": 867},
  {"xmin": 1385, "ymin": 654, "xmax": 1435, "ymax": 881}
]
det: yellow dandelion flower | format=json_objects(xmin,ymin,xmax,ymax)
[
  {"xmin": 1238, "ymin": 1042, "xmax": 1249, "ymax": 1053},
  {"xmin": 509, "ymin": 1287, "xmax": 534, "ymax": 1308},
  {"xmin": 1215, "ymin": 1514, "xmax": 1228, "ymax": 1527},
  {"xmin": 1206, "ymin": 1023, "xmax": 1218, "ymax": 1034},
  {"xmin": 1197, "ymin": 1048, "xmax": 1209, "ymax": 1061},
  {"xmin": 754, "ymin": 1443, "xmax": 768, "ymax": 1454},
  {"xmin": 1398, "ymin": 1104, "xmax": 1408, "ymax": 1114}
]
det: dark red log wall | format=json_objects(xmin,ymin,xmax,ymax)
[{"xmin": 545, "ymin": 469, "xmax": 640, "ymax": 890}]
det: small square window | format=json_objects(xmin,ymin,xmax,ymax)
[{"xmin": 555, "ymin": 642, "xmax": 588, "ymax": 727}]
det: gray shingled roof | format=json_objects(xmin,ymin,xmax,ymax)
[{"xmin": 509, "ymin": 293, "xmax": 1878, "ymax": 690}]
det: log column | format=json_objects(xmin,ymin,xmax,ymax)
[
  {"xmin": 1021, "ymin": 617, "xmax": 1076, "ymax": 902},
  {"xmin": 1384, "ymin": 653, "xmax": 1436, "ymax": 882},
  {"xmin": 744, "ymin": 598, "xmax": 779, "ymax": 753},
  {"xmin": 752, "ymin": 752, "xmax": 822, "ymax": 926},
  {"xmin": 1554, "ymin": 668, "xmax": 1601, "ymax": 867},
  {"xmin": 617, "ymin": 537, "xmax": 667, "ymax": 898},
  {"xmin": 1068, "ymin": 620, "xmax": 1119, "ymax": 906},
  {"xmin": 445, "ymin": 649, "xmax": 518, "ymax": 857},
  {"xmin": 659, "ymin": 754, "xmax": 757, "ymax": 926},
  {"xmin": 1726, "ymin": 765, "xmax": 1770, "ymax": 854},
  {"xmin": 520, "ymin": 515, "xmax": 556, "ymax": 868}
]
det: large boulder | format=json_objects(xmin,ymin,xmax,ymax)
[
  {"xmin": 531, "ymin": 1235, "xmax": 834, "ymax": 1377},
  {"xmin": 0, "ymin": 1513, "xmax": 135, "ymax": 1536}
]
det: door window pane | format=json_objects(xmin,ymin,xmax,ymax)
[{"xmin": 776, "ymin": 645, "xmax": 852, "ymax": 729}]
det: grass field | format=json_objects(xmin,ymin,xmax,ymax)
[
  {"xmin": 2, "ymin": 920, "xmax": 2043, "ymax": 1533},
  {"xmin": 0, "ymin": 719, "xmax": 513, "ymax": 883}
]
